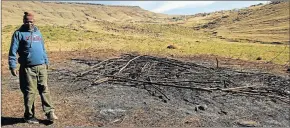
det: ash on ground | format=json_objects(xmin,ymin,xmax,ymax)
[{"xmin": 51, "ymin": 54, "xmax": 290, "ymax": 127}]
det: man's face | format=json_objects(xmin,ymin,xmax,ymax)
[{"xmin": 23, "ymin": 19, "xmax": 34, "ymax": 31}]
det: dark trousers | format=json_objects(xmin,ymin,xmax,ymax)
[{"xmin": 19, "ymin": 64, "xmax": 54, "ymax": 119}]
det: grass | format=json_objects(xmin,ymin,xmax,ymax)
[
  {"xmin": 180, "ymin": 2, "xmax": 289, "ymax": 44},
  {"xmin": 2, "ymin": 1, "xmax": 289, "ymax": 65},
  {"xmin": 2, "ymin": 25, "xmax": 289, "ymax": 65}
]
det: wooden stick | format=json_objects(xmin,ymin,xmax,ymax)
[
  {"xmin": 221, "ymin": 85, "xmax": 258, "ymax": 91},
  {"xmin": 142, "ymin": 55, "xmax": 238, "ymax": 87},
  {"xmin": 108, "ymin": 75, "xmax": 213, "ymax": 92},
  {"xmin": 141, "ymin": 62, "xmax": 150, "ymax": 73},
  {"xmin": 144, "ymin": 55, "xmax": 210, "ymax": 70},
  {"xmin": 216, "ymin": 58, "xmax": 219, "ymax": 68},
  {"xmin": 116, "ymin": 55, "xmax": 142, "ymax": 74},
  {"xmin": 148, "ymin": 77, "xmax": 170, "ymax": 100},
  {"xmin": 155, "ymin": 80, "xmax": 222, "ymax": 84},
  {"xmin": 93, "ymin": 77, "xmax": 111, "ymax": 84},
  {"xmin": 79, "ymin": 57, "xmax": 120, "ymax": 76},
  {"xmin": 107, "ymin": 76, "xmax": 267, "ymax": 93}
]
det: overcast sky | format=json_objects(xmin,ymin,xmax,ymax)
[{"xmin": 64, "ymin": 1, "xmax": 270, "ymax": 15}]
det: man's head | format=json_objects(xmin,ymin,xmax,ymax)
[{"xmin": 23, "ymin": 12, "xmax": 34, "ymax": 31}]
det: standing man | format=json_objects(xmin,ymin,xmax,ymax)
[{"xmin": 8, "ymin": 12, "xmax": 58, "ymax": 124}]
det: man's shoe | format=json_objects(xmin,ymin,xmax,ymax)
[
  {"xmin": 24, "ymin": 117, "xmax": 39, "ymax": 124},
  {"xmin": 46, "ymin": 112, "xmax": 58, "ymax": 121}
]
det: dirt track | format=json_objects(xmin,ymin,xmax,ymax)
[{"xmin": 1, "ymin": 51, "xmax": 289, "ymax": 127}]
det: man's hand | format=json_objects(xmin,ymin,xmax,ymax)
[{"xmin": 10, "ymin": 69, "xmax": 18, "ymax": 76}]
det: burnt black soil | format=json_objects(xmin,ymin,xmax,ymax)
[{"xmin": 50, "ymin": 54, "xmax": 290, "ymax": 127}]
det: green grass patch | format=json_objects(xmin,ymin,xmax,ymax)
[{"xmin": 2, "ymin": 25, "xmax": 288, "ymax": 65}]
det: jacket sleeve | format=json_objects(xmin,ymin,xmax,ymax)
[
  {"xmin": 41, "ymin": 33, "xmax": 49, "ymax": 64},
  {"xmin": 8, "ymin": 31, "xmax": 20, "ymax": 70}
]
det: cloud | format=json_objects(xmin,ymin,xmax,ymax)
[{"xmin": 151, "ymin": 1, "xmax": 215, "ymax": 13}]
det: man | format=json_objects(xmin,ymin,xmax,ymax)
[{"xmin": 8, "ymin": 12, "xmax": 58, "ymax": 124}]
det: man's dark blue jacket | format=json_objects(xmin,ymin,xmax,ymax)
[{"xmin": 9, "ymin": 25, "xmax": 49, "ymax": 70}]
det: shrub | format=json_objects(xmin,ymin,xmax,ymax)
[{"xmin": 167, "ymin": 45, "xmax": 177, "ymax": 49}]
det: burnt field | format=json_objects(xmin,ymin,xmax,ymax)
[
  {"xmin": 2, "ymin": 53, "xmax": 290, "ymax": 127},
  {"xmin": 50, "ymin": 54, "xmax": 289, "ymax": 127}
]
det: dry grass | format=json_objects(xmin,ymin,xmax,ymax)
[
  {"xmin": 2, "ymin": 1, "xmax": 289, "ymax": 65},
  {"xmin": 180, "ymin": 2, "xmax": 289, "ymax": 44},
  {"xmin": 2, "ymin": 1, "xmax": 169, "ymax": 26},
  {"xmin": 2, "ymin": 24, "xmax": 289, "ymax": 65}
]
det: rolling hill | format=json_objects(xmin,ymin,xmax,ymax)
[
  {"xmin": 181, "ymin": 1, "xmax": 289, "ymax": 44},
  {"xmin": 2, "ymin": 1, "xmax": 169, "ymax": 26},
  {"xmin": 2, "ymin": 1, "xmax": 288, "ymax": 44},
  {"xmin": 1, "ymin": 1, "xmax": 289, "ymax": 65}
]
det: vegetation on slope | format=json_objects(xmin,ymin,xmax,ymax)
[
  {"xmin": 182, "ymin": 2, "xmax": 289, "ymax": 44},
  {"xmin": 2, "ymin": 1, "xmax": 289, "ymax": 65}
]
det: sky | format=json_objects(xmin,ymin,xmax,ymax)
[{"xmin": 64, "ymin": 1, "xmax": 270, "ymax": 15}]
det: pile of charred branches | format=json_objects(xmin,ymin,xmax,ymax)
[{"xmin": 66, "ymin": 54, "xmax": 289, "ymax": 103}]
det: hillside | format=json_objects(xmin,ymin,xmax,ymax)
[
  {"xmin": 181, "ymin": 2, "xmax": 289, "ymax": 44},
  {"xmin": 3, "ymin": 1, "xmax": 289, "ymax": 44},
  {"xmin": 2, "ymin": 1, "xmax": 169, "ymax": 26},
  {"xmin": 1, "ymin": 1, "xmax": 289, "ymax": 66}
]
